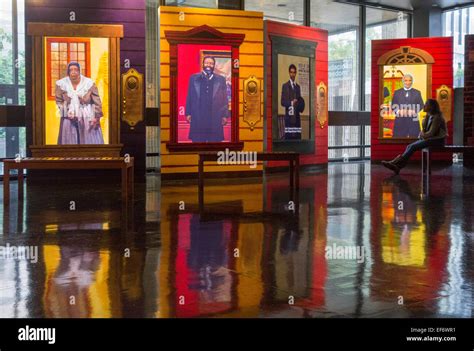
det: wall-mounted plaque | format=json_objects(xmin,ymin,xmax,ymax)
[
  {"xmin": 436, "ymin": 84, "xmax": 452, "ymax": 123},
  {"xmin": 121, "ymin": 68, "xmax": 144, "ymax": 129},
  {"xmin": 243, "ymin": 76, "xmax": 261, "ymax": 130},
  {"xmin": 316, "ymin": 82, "xmax": 328, "ymax": 128}
]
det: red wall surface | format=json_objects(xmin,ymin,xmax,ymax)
[
  {"xmin": 176, "ymin": 44, "xmax": 232, "ymax": 143},
  {"xmin": 371, "ymin": 37, "xmax": 453, "ymax": 161},
  {"xmin": 265, "ymin": 20, "xmax": 328, "ymax": 167}
]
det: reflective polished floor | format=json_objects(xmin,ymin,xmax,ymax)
[{"xmin": 0, "ymin": 161, "xmax": 472, "ymax": 318}]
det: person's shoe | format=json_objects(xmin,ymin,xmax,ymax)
[
  {"xmin": 382, "ymin": 160, "xmax": 400, "ymax": 174},
  {"xmin": 394, "ymin": 156, "xmax": 408, "ymax": 170},
  {"xmin": 391, "ymin": 154, "xmax": 403, "ymax": 164}
]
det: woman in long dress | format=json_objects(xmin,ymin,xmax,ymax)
[{"xmin": 55, "ymin": 62, "xmax": 104, "ymax": 144}]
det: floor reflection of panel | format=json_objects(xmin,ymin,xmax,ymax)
[
  {"xmin": 370, "ymin": 174, "xmax": 451, "ymax": 305},
  {"xmin": 174, "ymin": 213, "xmax": 236, "ymax": 317}
]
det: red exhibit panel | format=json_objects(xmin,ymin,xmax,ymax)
[
  {"xmin": 265, "ymin": 20, "xmax": 328, "ymax": 167},
  {"xmin": 371, "ymin": 37, "xmax": 454, "ymax": 161}
]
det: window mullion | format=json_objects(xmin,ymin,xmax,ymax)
[{"xmin": 12, "ymin": 0, "xmax": 19, "ymax": 104}]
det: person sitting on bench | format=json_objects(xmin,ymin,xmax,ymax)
[{"xmin": 382, "ymin": 98, "xmax": 447, "ymax": 175}]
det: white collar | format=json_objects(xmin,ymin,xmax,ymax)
[
  {"xmin": 56, "ymin": 75, "xmax": 94, "ymax": 97},
  {"xmin": 403, "ymin": 87, "xmax": 412, "ymax": 91},
  {"xmin": 202, "ymin": 71, "xmax": 214, "ymax": 80}
]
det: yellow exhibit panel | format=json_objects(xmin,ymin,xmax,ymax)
[{"xmin": 159, "ymin": 6, "xmax": 264, "ymax": 174}]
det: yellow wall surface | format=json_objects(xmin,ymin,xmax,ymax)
[
  {"xmin": 44, "ymin": 37, "xmax": 110, "ymax": 145},
  {"xmin": 159, "ymin": 6, "xmax": 264, "ymax": 174}
]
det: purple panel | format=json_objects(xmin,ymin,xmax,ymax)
[
  {"xmin": 121, "ymin": 37, "xmax": 147, "ymax": 51},
  {"xmin": 120, "ymin": 50, "xmax": 146, "ymax": 66},
  {"xmin": 25, "ymin": 0, "xmax": 147, "ymax": 176},
  {"xmin": 121, "ymin": 23, "xmax": 145, "ymax": 38},
  {"xmin": 28, "ymin": 0, "xmax": 145, "ymax": 10},
  {"xmin": 27, "ymin": 7, "xmax": 145, "ymax": 23}
]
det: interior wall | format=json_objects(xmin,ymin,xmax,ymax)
[
  {"xmin": 371, "ymin": 37, "xmax": 454, "ymax": 161},
  {"xmin": 25, "ymin": 0, "xmax": 147, "ymax": 178},
  {"xmin": 265, "ymin": 20, "xmax": 328, "ymax": 167},
  {"xmin": 159, "ymin": 6, "xmax": 264, "ymax": 175}
]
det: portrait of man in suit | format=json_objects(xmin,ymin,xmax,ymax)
[
  {"xmin": 280, "ymin": 64, "xmax": 305, "ymax": 140},
  {"xmin": 391, "ymin": 74, "xmax": 424, "ymax": 138},
  {"xmin": 185, "ymin": 56, "xmax": 230, "ymax": 143}
]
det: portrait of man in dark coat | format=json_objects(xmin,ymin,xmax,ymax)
[
  {"xmin": 185, "ymin": 56, "xmax": 230, "ymax": 142},
  {"xmin": 280, "ymin": 64, "xmax": 305, "ymax": 140},
  {"xmin": 391, "ymin": 74, "xmax": 424, "ymax": 138}
]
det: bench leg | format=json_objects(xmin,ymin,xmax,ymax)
[
  {"xmin": 128, "ymin": 165, "xmax": 134, "ymax": 200},
  {"xmin": 3, "ymin": 164, "xmax": 10, "ymax": 207},
  {"xmin": 421, "ymin": 149, "xmax": 429, "ymax": 197},
  {"xmin": 427, "ymin": 149, "xmax": 431, "ymax": 175},
  {"xmin": 421, "ymin": 149, "xmax": 428, "ymax": 176},
  {"xmin": 289, "ymin": 159, "xmax": 294, "ymax": 189},
  {"xmin": 295, "ymin": 156, "xmax": 300, "ymax": 191},
  {"xmin": 198, "ymin": 157, "xmax": 204, "ymax": 207},
  {"xmin": 122, "ymin": 166, "xmax": 128, "ymax": 205},
  {"xmin": 18, "ymin": 168, "xmax": 24, "ymax": 200}
]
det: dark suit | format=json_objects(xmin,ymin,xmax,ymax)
[
  {"xmin": 185, "ymin": 72, "xmax": 229, "ymax": 142},
  {"xmin": 391, "ymin": 88, "xmax": 424, "ymax": 138},
  {"xmin": 281, "ymin": 80, "xmax": 305, "ymax": 140}
]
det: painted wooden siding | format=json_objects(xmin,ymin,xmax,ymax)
[
  {"xmin": 265, "ymin": 20, "xmax": 328, "ymax": 167},
  {"xmin": 25, "ymin": 0, "xmax": 146, "ymax": 176},
  {"xmin": 371, "ymin": 37, "xmax": 454, "ymax": 161},
  {"xmin": 159, "ymin": 6, "xmax": 264, "ymax": 174}
]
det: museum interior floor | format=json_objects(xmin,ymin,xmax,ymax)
[{"xmin": 0, "ymin": 161, "xmax": 472, "ymax": 318}]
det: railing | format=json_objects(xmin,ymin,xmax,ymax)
[{"xmin": 328, "ymin": 111, "xmax": 371, "ymax": 162}]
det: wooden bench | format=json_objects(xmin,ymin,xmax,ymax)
[
  {"xmin": 422, "ymin": 145, "xmax": 474, "ymax": 175},
  {"xmin": 421, "ymin": 145, "xmax": 474, "ymax": 195},
  {"xmin": 198, "ymin": 152, "xmax": 299, "ymax": 204},
  {"xmin": 2, "ymin": 157, "xmax": 134, "ymax": 207}
]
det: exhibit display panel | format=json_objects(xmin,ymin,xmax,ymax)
[
  {"xmin": 265, "ymin": 20, "xmax": 328, "ymax": 167},
  {"xmin": 27, "ymin": 23, "xmax": 124, "ymax": 157},
  {"xmin": 371, "ymin": 37, "xmax": 453, "ymax": 161},
  {"xmin": 159, "ymin": 6, "xmax": 264, "ymax": 175},
  {"xmin": 44, "ymin": 37, "xmax": 110, "ymax": 146},
  {"xmin": 176, "ymin": 43, "xmax": 233, "ymax": 144}
]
